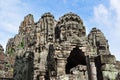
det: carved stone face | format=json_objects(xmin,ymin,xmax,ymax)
[
  {"xmin": 27, "ymin": 27, "xmax": 31, "ymax": 33},
  {"xmin": 60, "ymin": 27, "xmax": 66, "ymax": 40},
  {"xmin": 71, "ymin": 25, "xmax": 79, "ymax": 36},
  {"xmin": 72, "ymin": 26, "xmax": 77, "ymax": 32},
  {"xmin": 24, "ymin": 25, "xmax": 31, "ymax": 34},
  {"xmin": 61, "ymin": 27, "xmax": 65, "ymax": 34},
  {"xmin": 48, "ymin": 33, "xmax": 53, "ymax": 41}
]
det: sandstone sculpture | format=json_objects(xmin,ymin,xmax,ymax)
[{"xmin": 1, "ymin": 12, "xmax": 120, "ymax": 80}]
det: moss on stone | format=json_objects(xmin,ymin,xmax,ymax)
[
  {"xmin": 102, "ymin": 71, "xmax": 118, "ymax": 80},
  {"xmin": 8, "ymin": 48, "xmax": 13, "ymax": 55},
  {"xmin": 18, "ymin": 38, "xmax": 25, "ymax": 49}
]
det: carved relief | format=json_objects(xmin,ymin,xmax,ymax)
[{"xmin": 2, "ymin": 12, "xmax": 118, "ymax": 80}]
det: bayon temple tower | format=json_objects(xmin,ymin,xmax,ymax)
[{"xmin": 2, "ymin": 12, "xmax": 120, "ymax": 80}]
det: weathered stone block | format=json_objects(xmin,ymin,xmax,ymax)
[
  {"xmin": 116, "ymin": 61, "xmax": 120, "ymax": 73},
  {"xmin": 3, "ymin": 12, "xmax": 119, "ymax": 80},
  {"xmin": 100, "ymin": 55, "xmax": 116, "ymax": 64},
  {"xmin": 101, "ymin": 64, "xmax": 116, "ymax": 71},
  {"xmin": 102, "ymin": 71, "xmax": 118, "ymax": 80}
]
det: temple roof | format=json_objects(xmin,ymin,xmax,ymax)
[
  {"xmin": 41, "ymin": 12, "xmax": 54, "ymax": 18},
  {"xmin": 59, "ymin": 12, "xmax": 83, "ymax": 24}
]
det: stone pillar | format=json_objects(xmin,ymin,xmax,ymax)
[
  {"xmin": 57, "ymin": 58, "xmax": 66, "ymax": 75},
  {"xmin": 90, "ymin": 62, "xmax": 97, "ymax": 80},
  {"xmin": 89, "ymin": 56, "xmax": 97, "ymax": 80}
]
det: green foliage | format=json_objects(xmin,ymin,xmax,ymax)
[
  {"xmin": 18, "ymin": 38, "xmax": 25, "ymax": 49},
  {"xmin": 8, "ymin": 48, "xmax": 13, "ymax": 55},
  {"xmin": 5, "ymin": 63, "xmax": 10, "ymax": 68}
]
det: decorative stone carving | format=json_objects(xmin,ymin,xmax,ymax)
[
  {"xmin": 1, "ymin": 12, "xmax": 119, "ymax": 80},
  {"xmin": 0, "ymin": 44, "xmax": 5, "ymax": 78},
  {"xmin": 88, "ymin": 28, "xmax": 110, "ymax": 55}
]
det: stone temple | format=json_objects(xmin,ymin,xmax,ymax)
[{"xmin": 1, "ymin": 12, "xmax": 120, "ymax": 80}]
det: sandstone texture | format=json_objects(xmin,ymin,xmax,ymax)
[{"xmin": 0, "ymin": 12, "xmax": 120, "ymax": 80}]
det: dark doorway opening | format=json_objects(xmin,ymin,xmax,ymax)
[{"xmin": 65, "ymin": 46, "xmax": 86, "ymax": 74}]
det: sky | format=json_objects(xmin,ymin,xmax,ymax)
[{"xmin": 0, "ymin": 0, "xmax": 120, "ymax": 60}]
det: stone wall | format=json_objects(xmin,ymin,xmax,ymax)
[
  {"xmin": 0, "ymin": 44, "xmax": 5, "ymax": 78},
  {"xmin": 1, "ymin": 12, "xmax": 119, "ymax": 80}
]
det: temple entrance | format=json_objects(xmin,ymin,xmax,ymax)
[{"xmin": 65, "ymin": 46, "xmax": 86, "ymax": 74}]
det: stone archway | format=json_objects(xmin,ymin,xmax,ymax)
[{"xmin": 65, "ymin": 46, "xmax": 86, "ymax": 74}]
